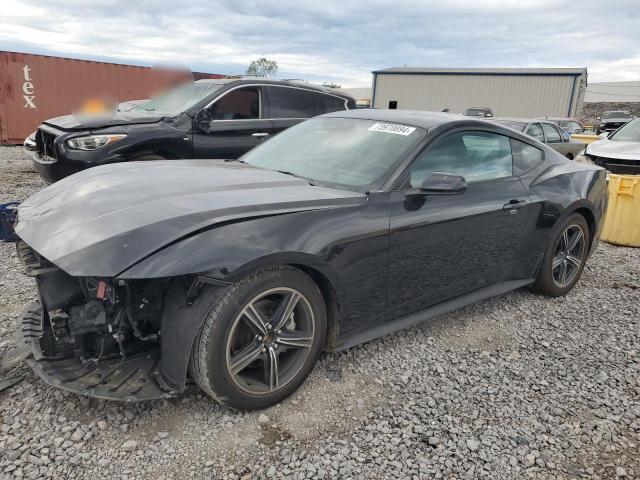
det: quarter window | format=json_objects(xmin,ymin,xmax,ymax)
[
  {"xmin": 526, "ymin": 123, "xmax": 545, "ymax": 142},
  {"xmin": 542, "ymin": 123, "xmax": 561, "ymax": 143},
  {"xmin": 267, "ymin": 87, "xmax": 318, "ymax": 118},
  {"xmin": 511, "ymin": 139, "xmax": 544, "ymax": 175},
  {"xmin": 315, "ymin": 93, "xmax": 347, "ymax": 114},
  {"xmin": 210, "ymin": 87, "xmax": 260, "ymax": 120},
  {"xmin": 409, "ymin": 131, "xmax": 513, "ymax": 187}
]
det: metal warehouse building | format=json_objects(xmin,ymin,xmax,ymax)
[{"xmin": 371, "ymin": 67, "xmax": 588, "ymax": 118}]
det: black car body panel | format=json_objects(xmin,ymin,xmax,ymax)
[
  {"xmin": 15, "ymin": 110, "xmax": 607, "ymax": 400},
  {"xmin": 43, "ymin": 111, "xmax": 166, "ymax": 130},
  {"xmin": 26, "ymin": 79, "xmax": 355, "ymax": 183},
  {"xmin": 15, "ymin": 160, "xmax": 364, "ymax": 277}
]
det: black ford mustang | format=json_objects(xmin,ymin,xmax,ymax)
[{"xmin": 14, "ymin": 109, "xmax": 607, "ymax": 409}]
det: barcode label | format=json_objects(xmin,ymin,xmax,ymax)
[{"xmin": 368, "ymin": 123, "xmax": 416, "ymax": 136}]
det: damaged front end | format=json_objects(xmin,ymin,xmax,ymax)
[{"xmin": 16, "ymin": 241, "xmax": 178, "ymax": 401}]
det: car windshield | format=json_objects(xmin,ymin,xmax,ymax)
[
  {"xmin": 491, "ymin": 120, "xmax": 526, "ymax": 131},
  {"xmin": 242, "ymin": 117, "xmax": 425, "ymax": 191},
  {"xmin": 132, "ymin": 82, "xmax": 222, "ymax": 115},
  {"xmin": 603, "ymin": 111, "xmax": 631, "ymax": 119},
  {"xmin": 609, "ymin": 119, "xmax": 640, "ymax": 141}
]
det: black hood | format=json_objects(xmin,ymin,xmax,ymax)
[
  {"xmin": 15, "ymin": 160, "xmax": 363, "ymax": 277},
  {"xmin": 43, "ymin": 111, "xmax": 165, "ymax": 131}
]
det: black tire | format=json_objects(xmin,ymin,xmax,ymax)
[
  {"xmin": 530, "ymin": 213, "xmax": 590, "ymax": 297},
  {"xmin": 189, "ymin": 265, "xmax": 326, "ymax": 410}
]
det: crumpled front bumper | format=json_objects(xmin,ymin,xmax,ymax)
[{"xmin": 16, "ymin": 302, "xmax": 177, "ymax": 402}]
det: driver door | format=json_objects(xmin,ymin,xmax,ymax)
[
  {"xmin": 192, "ymin": 86, "xmax": 272, "ymax": 159},
  {"xmin": 386, "ymin": 130, "xmax": 532, "ymax": 320}
]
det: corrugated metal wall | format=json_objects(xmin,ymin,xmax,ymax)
[
  {"xmin": 372, "ymin": 73, "xmax": 585, "ymax": 118},
  {"xmin": 0, "ymin": 52, "xmax": 224, "ymax": 143}
]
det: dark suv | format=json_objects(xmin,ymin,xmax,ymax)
[
  {"xmin": 24, "ymin": 79, "xmax": 355, "ymax": 183},
  {"xmin": 596, "ymin": 110, "xmax": 633, "ymax": 135}
]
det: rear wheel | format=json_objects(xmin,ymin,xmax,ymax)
[
  {"xmin": 189, "ymin": 265, "xmax": 326, "ymax": 410},
  {"xmin": 531, "ymin": 213, "xmax": 590, "ymax": 296}
]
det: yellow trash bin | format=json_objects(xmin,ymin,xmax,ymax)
[
  {"xmin": 570, "ymin": 133, "xmax": 601, "ymax": 145},
  {"xmin": 601, "ymin": 174, "xmax": 640, "ymax": 247}
]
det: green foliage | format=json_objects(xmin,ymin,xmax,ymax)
[{"xmin": 246, "ymin": 58, "xmax": 278, "ymax": 77}]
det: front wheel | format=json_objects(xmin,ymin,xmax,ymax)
[
  {"xmin": 531, "ymin": 213, "xmax": 590, "ymax": 296},
  {"xmin": 189, "ymin": 265, "xmax": 326, "ymax": 410}
]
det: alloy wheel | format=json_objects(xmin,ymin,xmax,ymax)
[
  {"xmin": 552, "ymin": 224, "xmax": 586, "ymax": 287},
  {"xmin": 225, "ymin": 287, "xmax": 315, "ymax": 395}
]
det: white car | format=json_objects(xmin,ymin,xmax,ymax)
[{"xmin": 585, "ymin": 119, "xmax": 640, "ymax": 175}]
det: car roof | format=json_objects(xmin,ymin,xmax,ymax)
[
  {"xmin": 320, "ymin": 108, "xmax": 487, "ymax": 130},
  {"xmin": 196, "ymin": 78, "xmax": 353, "ymax": 99}
]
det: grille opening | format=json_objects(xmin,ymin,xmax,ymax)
[{"xmin": 35, "ymin": 129, "xmax": 58, "ymax": 160}]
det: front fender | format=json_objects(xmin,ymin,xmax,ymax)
[
  {"xmin": 117, "ymin": 206, "xmax": 374, "ymax": 285},
  {"xmin": 145, "ymin": 207, "xmax": 381, "ymax": 392},
  {"xmin": 120, "ymin": 200, "xmax": 390, "ymax": 354}
]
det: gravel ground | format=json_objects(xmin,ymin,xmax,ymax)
[{"xmin": 0, "ymin": 146, "xmax": 638, "ymax": 480}]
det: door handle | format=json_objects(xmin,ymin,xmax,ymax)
[
  {"xmin": 503, "ymin": 199, "xmax": 528, "ymax": 212},
  {"xmin": 252, "ymin": 132, "xmax": 269, "ymax": 138}
]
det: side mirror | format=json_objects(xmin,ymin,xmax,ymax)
[
  {"xmin": 419, "ymin": 173, "xmax": 467, "ymax": 195},
  {"xmin": 194, "ymin": 109, "xmax": 213, "ymax": 132},
  {"xmin": 598, "ymin": 131, "xmax": 609, "ymax": 139}
]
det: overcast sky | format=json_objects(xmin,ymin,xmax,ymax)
[{"xmin": 2, "ymin": 0, "xmax": 639, "ymax": 87}]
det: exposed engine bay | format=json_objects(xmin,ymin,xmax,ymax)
[{"xmin": 16, "ymin": 241, "xmax": 180, "ymax": 400}]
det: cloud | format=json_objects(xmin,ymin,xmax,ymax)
[{"xmin": 2, "ymin": 0, "xmax": 639, "ymax": 86}]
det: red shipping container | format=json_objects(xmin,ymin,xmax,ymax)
[{"xmin": 0, "ymin": 51, "xmax": 224, "ymax": 144}]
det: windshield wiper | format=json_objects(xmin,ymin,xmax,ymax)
[{"xmin": 275, "ymin": 170, "xmax": 315, "ymax": 186}]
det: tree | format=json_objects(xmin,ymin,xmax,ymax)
[{"xmin": 246, "ymin": 58, "xmax": 278, "ymax": 77}]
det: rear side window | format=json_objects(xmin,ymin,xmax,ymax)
[
  {"xmin": 315, "ymin": 93, "xmax": 347, "ymax": 114},
  {"xmin": 542, "ymin": 123, "xmax": 561, "ymax": 143},
  {"xmin": 526, "ymin": 123, "xmax": 545, "ymax": 142},
  {"xmin": 267, "ymin": 87, "xmax": 318, "ymax": 118},
  {"xmin": 511, "ymin": 139, "xmax": 544, "ymax": 175}
]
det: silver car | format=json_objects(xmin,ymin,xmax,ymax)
[
  {"xmin": 489, "ymin": 118, "xmax": 585, "ymax": 160},
  {"xmin": 585, "ymin": 118, "xmax": 640, "ymax": 174}
]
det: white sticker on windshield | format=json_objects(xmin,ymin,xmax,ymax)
[{"xmin": 368, "ymin": 123, "xmax": 416, "ymax": 136}]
